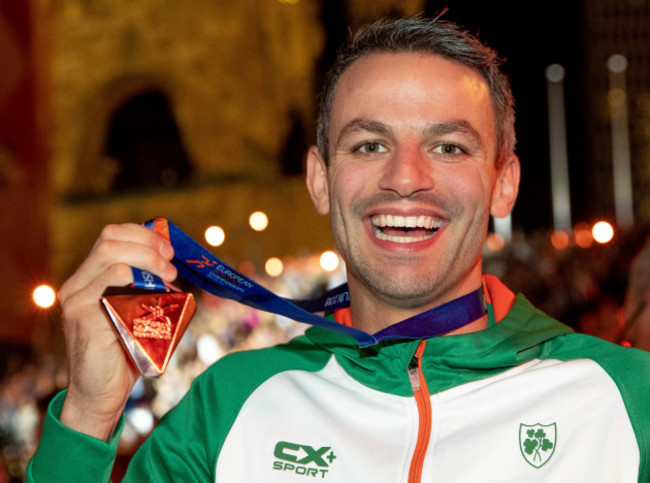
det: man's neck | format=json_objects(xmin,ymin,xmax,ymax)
[{"xmin": 347, "ymin": 278, "xmax": 488, "ymax": 336}]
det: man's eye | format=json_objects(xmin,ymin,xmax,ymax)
[
  {"xmin": 357, "ymin": 142, "xmax": 387, "ymax": 154},
  {"xmin": 433, "ymin": 144, "xmax": 462, "ymax": 155}
]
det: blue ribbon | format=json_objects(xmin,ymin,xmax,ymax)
[{"xmin": 131, "ymin": 219, "xmax": 487, "ymax": 347}]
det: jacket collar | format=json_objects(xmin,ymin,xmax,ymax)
[{"xmin": 305, "ymin": 276, "xmax": 573, "ymax": 375}]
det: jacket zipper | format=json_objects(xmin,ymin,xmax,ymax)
[{"xmin": 407, "ymin": 340, "xmax": 431, "ymax": 483}]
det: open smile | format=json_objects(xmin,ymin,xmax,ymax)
[{"xmin": 371, "ymin": 214, "xmax": 443, "ymax": 243}]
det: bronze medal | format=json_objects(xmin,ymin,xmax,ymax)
[{"xmin": 100, "ymin": 287, "xmax": 196, "ymax": 377}]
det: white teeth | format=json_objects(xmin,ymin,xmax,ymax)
[
  {"xmin": 371, "ymin": 215, "xmax": 442, "ymax": 229},
  {"xmin": 374, "ymin": 231, "xmax": 433, "ymax": 243},
  {"xmin": 370, "ymin": 214, "xmax": 443, "ymax": 243}
]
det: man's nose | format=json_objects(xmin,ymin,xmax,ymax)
[{"xmin": 378, "ymin": 143, "xmax": 434, "ymax": 197}]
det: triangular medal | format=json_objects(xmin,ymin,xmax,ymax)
[{"xmin": 100, "ymin": 288, "xmax": 196, "ymax": 377}]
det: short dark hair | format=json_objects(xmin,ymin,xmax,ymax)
[{"xmin": 316, "ymin": 17, "xmax": 516, "ymax": 166}]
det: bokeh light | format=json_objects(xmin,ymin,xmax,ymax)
[
  {"xmin": 573, "ymin": 223, "xmax": 594, "ymax": 249},
  {"xmin": 265, "ymin": 257, "xmax": 284, "ymax": 277},
  {"xmin": 127, "ymin": 407, "xmax": 154, "ymax": 435},
  {"xmin": 592, "ymin": 221, "xmax": 614, "ymax": 244},
  {"xmin": 204, "ymin": 225, "xmax": 226, "ymax": 247},
  {"xmin": 486, "ymin": 233, "xmax": 505, "ymax": 252},
  {"xmin": 33, "ymin": 285, "xmax": 56, "ymax": 308},
  {"xmin": 307, "ymin": 255, "xmax": 323, "ymax": 274},
  {"xmin": 320, "ymin": 251, "xmax": 339, "ymax": 272},
  {"xmin": 551, "ymin": 231, "xmax": 570, "ymax": 250},
  {"xmin": 196, "ymin": 333, "xmax": 223, "ymax": 365},
  {"xmin": 249, "ymin": 211, "xmax": 269, "ymax": 232}
]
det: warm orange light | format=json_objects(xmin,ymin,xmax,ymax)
[
  {"xmin": 306, "ymin": 255, "xmax": 322, "ymax": 274},
  {"xmin": 238, "ymin": 260, "xmax": 256, "ymax": 277},
  {"xmin": 320, "ymin": 251, "xmax": 340, "ymax": 272},
  {"xmin": 249, "ymin": 211, "xmax": 269, "ymax": 232},
  {"xmin": 486, "ymin": 233, "xmax": 505, "ymax": 252},
  {"xmin": 204, "ymin": 226, "xmax": 225, "ymax": 247},
  {"xmin": 551, "ymin": 231, "xmax": 570, "ymax": 250},
  {"xmin": 573, "ymin": 223, "xmax": 593, "ymax": 249},
  {"xmin": 592, "ymin": 221, "xmax": 614, "ymax": 244},
  {"xmin": 33, "ymin": 285, "xmax": 56, "ymax": 308},
  {"xmin": 265, "ymin": 257, "xmax": 284, "ymax": 277}
]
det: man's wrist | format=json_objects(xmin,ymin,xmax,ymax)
[
  {"xmin": 60, "ymin": 390, "xmax": 124, "ymax": 442},
  {"xmin": 28, "ymin": 391, "xmax": 122, "ymax": 482}
]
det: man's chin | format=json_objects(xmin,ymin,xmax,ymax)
[{"xmin": 356, "ymin": 275, "xmax": 444, "ymax": 310}]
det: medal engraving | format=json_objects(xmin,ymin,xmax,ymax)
[
  {"xmin": 100, "ymin": 289, "xmax": 196, "ymax": 377},
  {"xmin": 132, "ymin": 303, "xmax": 178, "ymax": 340}
]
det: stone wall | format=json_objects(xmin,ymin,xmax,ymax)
[
  {"xmin": 53, "ymin": 0, "xmax": 324, "ymax": 194},
  {"xmin": 51, "ymin": 0, "xmax": 329, "ymax": 281}
]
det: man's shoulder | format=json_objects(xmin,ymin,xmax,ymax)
[
  {"xmin": 154, "ymin": 335, "xmax": 335, "ymax": 448},
  {"xmin": 197, "ymin": 333, "xmax": 332, "ymax": 391},
  {"xmin": 545, "ymin": 332, "xmax": 650, "ymax": 401},
  {"xmin": 547, "ymin": 331, "xmax": 650, "ymax": 366}
]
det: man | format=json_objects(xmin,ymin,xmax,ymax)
[{"xmin": 28, "ymin": 17, "xmax": 650, "ymax": 482}]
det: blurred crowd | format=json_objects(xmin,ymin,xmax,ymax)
[
  {"xmin": 1, "ymin": 226, "xmax": 649, "ymax": 481},
  {"xmin": 484, "ymin": 226, "xmax": 650, "ymax": 344}
]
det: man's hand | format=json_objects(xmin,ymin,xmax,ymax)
[{"xmin": 58, "ymin": 223, "xmax": 177, "ymax": 441}]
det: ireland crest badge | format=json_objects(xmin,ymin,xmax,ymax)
[{"xmin": 519, "ymin": 423, "xmax": 556, "ymax": 468}]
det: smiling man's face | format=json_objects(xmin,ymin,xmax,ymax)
[{"xmin": 307, "ymin": 52, "xmax": 519, "ymax": 316}]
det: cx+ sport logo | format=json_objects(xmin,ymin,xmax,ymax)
[{"xmin": 273, "ymin": 441, "xmax": 337, "ymax": 478}]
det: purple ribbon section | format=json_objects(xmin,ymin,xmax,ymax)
[
  {"xmin": 131, "ymin": 219, "xmax": 487, "ymax": 347},
  {"xmin": 373, "ymin": 289, "xmax": 486, "ymax": 340}
]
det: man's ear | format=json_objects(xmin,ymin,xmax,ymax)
[
  {"xmin": 490, "ymin": 154, "xmax": 520, "ymax": 218},
  {"xmin": 306, "ymin": 146, "xmax": 330, "ymax": 215}
]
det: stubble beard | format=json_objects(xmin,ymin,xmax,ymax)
[
  {"xmin": 348, "ymin": 255, "xmax": 446, "ymax": 309},
  {"xmin": 332, "ymin": 192, "xmax": 483, "ymax": 310},
  {"xmin": 344, "ymin": 232, "xmax": 486, "ymax": 311}
]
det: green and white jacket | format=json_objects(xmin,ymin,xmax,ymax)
[{"xmin": 27, "ymin": 276, "xmax": 650, "ymax": 482}]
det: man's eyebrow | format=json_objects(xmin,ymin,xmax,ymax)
[
  {"xmin": 333, "ymin": 118, "xmax": 485, "ymax": 150},
  {"xmin": 335, "ymin": 119, "xmax": 392, "ymax": 147},
  {"xmin": 423, "ymin": 120, "xmax": 482, "ymax": 144}
]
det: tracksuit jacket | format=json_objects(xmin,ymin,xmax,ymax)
[{"xmin": 27, "ymin": 275, "xmax": 650, "ymax": 482}]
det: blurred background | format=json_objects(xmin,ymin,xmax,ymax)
[{"xmin": 1, "ymin": 0, "xmax": 649, "ymax": 479}]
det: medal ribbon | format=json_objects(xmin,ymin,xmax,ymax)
[{"xmin": 131, "ymin": 218, "xmax": 487, "ymax": 347}]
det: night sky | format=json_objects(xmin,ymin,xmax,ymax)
[{"xmin": 426, "ymin": 1, "xmax": 585, "ymax": 232}]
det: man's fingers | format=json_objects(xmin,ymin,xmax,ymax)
[
  {"xmin": 60, "ymin": 224, "xmax": 176, "ymax": 304},
  {"xmin": 94, "ymin": 224, "xmax": 174, "ymax": 259},
  {"xmin": 61, "ymin": 263, "xmax": 133, "ymax": 308}
]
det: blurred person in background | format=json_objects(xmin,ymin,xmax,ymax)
[{"xmin": 625, "ymin": 238, "xmax": 650, "ymax": 351}]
